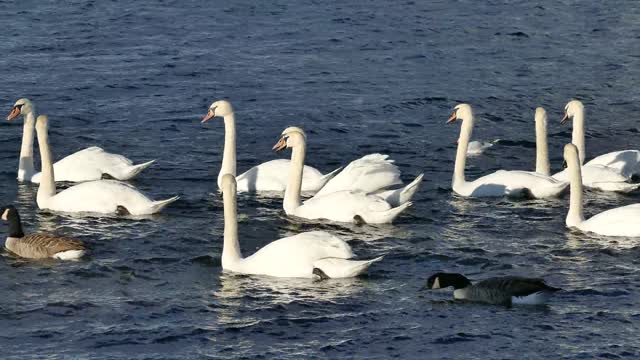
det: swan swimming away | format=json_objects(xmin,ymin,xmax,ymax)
[
  {"xmin": 219, "ymin": 173, "xmax": 382, "ymax": 279},
  {"xmin": 7, "ymin": 98, "xmax": 155, "ymax": 183},
  {"xmin": 274, "ymin": 127, "xmax": 412, "ymax": 224},
  {"xmin": 448, "ymin": 104, "xmax": 567, "ymax": 198},
  {"xmin": 201, "ymin": 100, "xmax": 340, "ymax": 193},
  {"xmin": 1, "ymin": 205, "xmax": 86, "ymax": 260},
  {"xmin": 424, "ymin": 272, "xmax": 561, "ymax": 306},
  {"xmin": 34, "ymin": 115, "xmax": 179, "ymax": 215},
  {"xmin": 564, "ymin": 143, "xmax": 640, "ymax": 237},
  {"xmin": 550, "ymin": 100, "xmax": 640, "ymax": 192}
]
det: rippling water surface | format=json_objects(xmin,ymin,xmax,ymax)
[{"xmin": 1, "ymin": 0, "xmax": 640, "ymax": 358}]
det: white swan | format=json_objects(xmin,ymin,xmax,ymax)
[
  {"xmin": 564, "ymin": 143, "xmax": 640, "ymax": 237},
  {"xmin": 550, "ymin": 100, "xmax": 640, "ymax": 192},
  {"xmin": 201, "ymin": 100, "xmax": 340, "ymax": 193},
  {"xmin": 220, "ymin": 173, "xmax": 382, "ymax": 278},
  {"xmin": 448, "ymin": 104, "xmax": 567, "ymax": 198},
  {"xmin": 274, "ymin": 127, "xmax": 412, "ymax": 224},
  {"xmin": 563, "ymin": 100, "xmax": 640, "ymax": 177},
  {"xmin": 8, "ymin": 98, "xmax": 155, "ymax": 183},
  {"xmin": 34, "ymin": 115, "xmax": 179, "ymax": 215}
]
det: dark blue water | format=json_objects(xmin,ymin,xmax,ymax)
[{"xmin": 1, "ymin": 0, "xmax": 640, "ymax": 358}]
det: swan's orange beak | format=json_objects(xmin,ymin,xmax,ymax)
[
  {"xmin": 446, "ymin": 111, "xmax": 458, "ymax": 124},
  {"xmin": 7, "ymin": 106, "xmax": 21, "ymax": 121},
  {"xmin": 560, "ymin": 112, "xmax": 569, "ymax": 124},
  {"xmin": 272, "ymin": 137, "xmax": 287, "ymax": 152},
  {"xmin": 201, "ymin": 109, "xmax": 215, "ymax": 123}
]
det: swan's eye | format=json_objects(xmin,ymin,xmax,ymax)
[{"xmin": 15, "ymin": 104, "xmax": 24, "ymax": 110}]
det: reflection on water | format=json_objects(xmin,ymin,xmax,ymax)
[{"xmin": 214, "ymin": 272, "xmax": 367, "ymax": 326}]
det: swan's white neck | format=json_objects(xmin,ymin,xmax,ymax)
[
  {"xmin": 218, "ymin": 113, "xmax": 237, "ymax": 189},
  {"xmin": 535, "ymin": 115, "xmax": 550, "ymax": 176},
  {"xmin": 453, "ymin": 116, "xmax": 474, "ymax": 190},
  {"xmin": 222, "ymin": 180, "xmax": 242, "ymax": 269},
  {"xmin": 18, "ymin": 110, "xmax": 36, "ymax": 181},
  {"xmin": 566, "ymin": 153, "xmax": 585, "ymax": 227},
  {"xmin": 283, "ymin": 138, "xmax": 305, "ymax": 214},
  {"xmin": 35, "ymin": 122, "xmax": 56, "ymax": 208},
  {"xmin": 571, "ymin": 109, "xmax": 586, "ymax": 165}
]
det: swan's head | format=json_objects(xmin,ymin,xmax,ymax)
[
  {"xmin": 447, "ymin": 104, "xmax": 473, "ymax": 124},
  {"xmin": 272, "ymin": 126, "xmax": 306, "ymax": 152},
  {"xmin": 563, "ymin": 143, "xmax": 580, "ymax": 167},
  {"xmin": 535, "ymin": 107, "xmax": 547, "ymax": 125},
  {"xmin": 201, "ymin": 100, "xmax": 233, "ymax": 123},
  {"xmin": 7, "ymin": 98, "xmax": 33, "ymax": 121},
  {"xmin": 35, "ymin": 115, "xmax": 49, "ymax": 131},
  {"xmin": 220, "ymin": 173, "xmax": 237, "ymax": 193},
  {"xmin": 424, "ymin": 272, "xmax": 472, "ymax": 290},
  {"xmin": 561, "ymin": 100, "xmax": 584, "ymax": 124}
]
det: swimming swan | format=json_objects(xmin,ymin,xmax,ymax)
[
  {"xmin": 561, "ymin": 100, "xmax": 640, "ymax": 178},
  {"xmin": 219, "ymin": 173, "xmax": 382, "ymax": 278},
  {"xmin": 551, "ymin": 100, "xmax": 640, "ymax": 192},
  {"xmin": 274, "ymin": 127, "xmax": 412, "ymax": 224},
  {"xmin": 448, "ymin": 104, "xmax": 567, "ymax": 198},
  {"xmin": 34, "ymin": 115, "xmax": 179, "ymax": 215},
  {"xmin": 201, "ymin": 100, "xmax": 340, "ymax": 193},
  {"xmin": 8, "ymin": 98, "xmax": 154, "ymax": 183},
  {"xmin": 564, "ymin": 143, "xmax": 640, "ymax": 237}
]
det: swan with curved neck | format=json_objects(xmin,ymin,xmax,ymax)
[
  {"xmin": 550, "ymin": 101, "xmax": 640, "ymax": 192},
  {"xmin": 563, "ymin": 143, "xmax": 640, "ymax": 236},
  {"xmin": 274, "ymin": 127, "xmax": 412, "ymax": 224},
  {"xmin": 561, "ymin": 99, "xmax": 640, "ymax": 178},
  {"xmin": 448, "ymin": 104, "xmax": 567, "ymax": 198},
  {"xmin": 219, "ymin": 173, "xmax": 382, "ymax": 278},
  {"xmin": 34, "ymin": 115, "xmax": 178, "ymax": 215},
  {"xmin": 7, "ymin": 98, "xmax": 155, "ymax": 183},
  {"xmin": 201, "ymin": 100, "xmax": 340, "ymax": 193}
]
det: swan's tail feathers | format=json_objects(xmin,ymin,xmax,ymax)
[
  {"xmin": 150, "ymin": 195, "xmax": 180, "ymax": 213},
  {"xmin": 313, "ymin": 256, "xmax": 383, "ymax": 278},
  {"xmin": 116, "ymin": 159, "xmax": 156, "ymax": 180},
  {"xmin": 316, "ymin": 166, "xmax": 343, "ymax": 190},
  {"xmin": 362, "ymin": 201, "xmax": 412, "ymax": 224},
  {"xmin": 589, "ymin": 181, "xmax": 640, "ymax": 193},
  {"xmin": 375, "ymin": 173, "xmax": 424, "ymax": 206}
]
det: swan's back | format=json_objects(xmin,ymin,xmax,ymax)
[
  {"xmin": 297, "ymin": 191, "xmax": 392, "ymax": 222},
  {"xmin": 49, "ymin": 180, "xmax": 154, "ymax": 214},
  {"xmin": 235, "ymin": 159, "xmax": 325, "ymax": 192},
  {"xmin": 580, "ymin": 203, "xmax": 640, "ymax": 236},
  {"xmin": 314, "ymin": 154, "xmax": 402, "ymax": 197},
  {"xmin": 240, "ymin": 231, "xmax": 353, "ymax": 278}
]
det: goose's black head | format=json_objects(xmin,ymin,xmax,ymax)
[
  {"xmin": 0, "ymin": 205, "xmax": 24, "ymax": 238},
  {"xmin": 425, "ymin": 272, "xmax": 472, "ymax": 290}
]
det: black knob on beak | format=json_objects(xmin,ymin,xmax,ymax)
[{"xmin": 562, "ymin": 160, "xmax": 568, "ymax": 169}]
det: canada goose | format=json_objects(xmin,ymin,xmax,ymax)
[
  {"xmin": 424, "ymin": 272, "xmax": 561, "ymax": 306},
  {"xmin": 1, "ymin": 205, "xmax": 86, "ymax": 260}
]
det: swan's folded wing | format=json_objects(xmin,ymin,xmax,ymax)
[
  {"xmin": 241, "ymin": 231, "xmax": 354, "ymax": 278},
  {"xmin": 314, "ymin": 154, "xmax": 402, "ymax": 197},
  {"xmin": 581, "ymin": 203, "xmax": 640, "ymax": 236}
]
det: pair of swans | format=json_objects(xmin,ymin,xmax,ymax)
[
  {"xmin": 450, "ymin": 104, "xmax": 568, "ymax": 198},
  {"xmin": 33, "ymin": 115, "xmax": 178, "ymax": 215},
  {"xmin": 219, "ymin": 173, "xmax": 381, "ymax": 279},
  {"xmin": 202, "ymin": 100, "xmax": 420, "ymax": 197},
  {"xmin": 273, "ymin": 127, "xmax": 420, "ymax": 224},
  {"xmin": 202, "ymin": 100, "xmax": 423, "ymax": 223},
  {"xmin": 563, "ymin": 143, "xmax": 640, "ymax": 237},
  {"xmin": 9, "ymin": 98, "xmax": 155, "ymax": 183}
]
